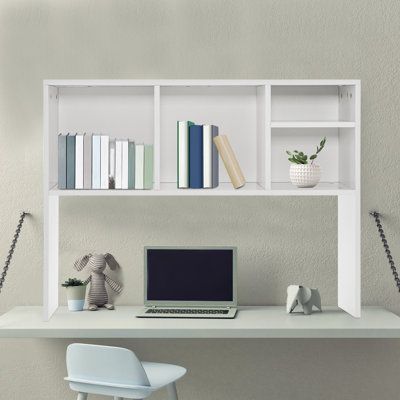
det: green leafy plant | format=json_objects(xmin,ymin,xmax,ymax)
[
  {"xmin": 61, "ymin": 278, "xmax": 85, "ymax": 287},
  {"xmin": 286, "ymin": 137, "xmax": 326, "ymax": 165}
]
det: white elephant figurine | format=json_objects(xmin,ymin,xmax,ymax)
[{"xmin": 286, "ymin": 285, "xmax": 322, "ymax": 315}]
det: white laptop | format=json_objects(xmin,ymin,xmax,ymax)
[{"xmin": 136, "ymin": 246, "xmax": 237, "ymax": 319}]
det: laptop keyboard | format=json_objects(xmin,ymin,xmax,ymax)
[{"xmin": 146, "ymin": 308, "xmax": 229, "ymax": 315}]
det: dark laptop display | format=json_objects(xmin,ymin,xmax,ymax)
[{"xmin": 146, "ymin": 248, "xmax": 234, "ymax": 302}]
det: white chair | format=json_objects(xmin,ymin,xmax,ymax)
[{"xmin": 65, "ymin": 343, "xmax": 187, "ymax": 400}]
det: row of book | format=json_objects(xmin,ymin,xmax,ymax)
[
  {"xmin": 58, "ymin": 133, "xmax": 153, "ymax": 190},
  {"xmin": 177, "ymin": 121, "xmax": 245, "ymax": 189}
]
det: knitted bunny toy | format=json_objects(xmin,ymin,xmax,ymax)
[{"xmin": 74, "ymin": 253, "xmax": 123, "ymax": 311}]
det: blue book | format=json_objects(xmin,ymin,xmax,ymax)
[
  {"xmin": 66, "ymin": 134, "xmax": 76, "ymax": 189},
  {"xmin": 58, "ymin": 134, "xmax": 67, "ymax": 189},
  {"xmin": 92, "ymin": 134, "xmax": 101, "ymax": 189},
  {"xmin": 189, "ymin": 125, "xmax": 203, "ymax": 188}
]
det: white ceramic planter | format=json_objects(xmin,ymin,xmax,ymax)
[
  {"xmin": 290, "ymin": 164, "xmax": 321, "ymax": 188},
  {"xmin": 66, "ymin": 285, "xmax": 86, "ymax": 311}
]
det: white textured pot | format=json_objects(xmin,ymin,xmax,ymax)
[
  {"xmin": 66, "ymin": 285, "xmax": 86, "ymax": 311},
  {"xmin": 290, "ymin": 164, "xmax": 321, "ymax": 188}
]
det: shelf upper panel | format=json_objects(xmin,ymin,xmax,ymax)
[
  {"xmin": 49, "ymin": 182, "xmax": 355, "ymax": 197},
  {"xmin": 44, "ymin": 79, "xmax": 360, "ymax": 87},
  {"xmin": 0, "ymin": 306, "xmax": 398, "ymax": 338}
]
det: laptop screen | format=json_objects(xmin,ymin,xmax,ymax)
[{"xmin": 145, "ymin": 248, "xmax": 236, "ymax": 304}]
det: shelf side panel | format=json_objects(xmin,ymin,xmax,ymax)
[
  {"xmin": 153, "ymin": 86, "xmax": 161, "ymax": 189},
  {"xmin": 43, "ymin": 195, "xmax": 59, "ymax": 321},
  {"xmin": 338, "ymin": 194, "xmax": 360, "ymax": 317},
  {"xmin": 256, "ymin": 85, "xmax": 265, "ymax": 187},
  {"xmin": 44, "ymin": 85, "xmax": 59, "ymax": 189}
]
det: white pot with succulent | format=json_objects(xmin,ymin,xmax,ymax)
[
  {"xmin": 286, "ymin": 137, "xmax": 326, "ymax": 188},
  {"xmin": 62, "ymin": 278, "xmax": 87, "ymax": 311}
]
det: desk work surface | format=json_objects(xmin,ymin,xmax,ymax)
[{"xmin": 0, "ymin": 306, "xmax": 400, "ymax": 338}]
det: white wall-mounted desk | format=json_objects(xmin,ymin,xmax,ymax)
[{"xmin": 0, "ymin": 306, "xmax": 399, "ymax": 339}]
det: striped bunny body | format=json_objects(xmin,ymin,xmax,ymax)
[
  {"xmin": 88, "ymin": 272, "xmax": 108, "ymax": 306},
  {"xmin": 74, "ymin": 253, "xmax": 123, "ymax": 311}
]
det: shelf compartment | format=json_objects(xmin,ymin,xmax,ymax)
[
  {"xmin": 271, "ymin": 85, "xmax": 356, "ymax": 123},
  {"xmin": 159, "ymin": 85, "xmax": 267, "ymax": 188},
  {"xmin": 47, "ymin": 85, "xmax": 155, "ymax": 190},
  {"xmin": 271, "ymin": 128, "xmax": 356, "ymax": 190}
]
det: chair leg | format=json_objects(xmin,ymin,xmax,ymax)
[
  {"xmin": 77, "ymin": 393, "xmax": 88, "ymax": 400},
  {"xmin": 167, "ymin": 382, "xmax": 178, "ymax": 400}
]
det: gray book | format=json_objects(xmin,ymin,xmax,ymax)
[
  {"xmin": 211, "ymin": 125, "xmax": 219, "ymax": 188},
  {"xmin": 144, "ymin": 144, "xmax": 153, "ymax": 190},
  {"xmin": 83, "ymin": 133, "xmax": 92, "ymax": 189},
  {"xmin": 128, "ymin": 141, "xmax": 135, "ymax": 189},
  {"xmin": 203, "ymin": 125, "xmax": 219, "ymax": 188},
  {"xmin": 58, "ymin": 134, "xmax": 67, "ymax": 189},
  {"xmin": 66, "ymin": 134, "xmax": 76, "ymax": 189}
]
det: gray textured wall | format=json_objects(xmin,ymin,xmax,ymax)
[{"xmin": 0, "ymin": 1, "xmax": 399, "ymax": 399}]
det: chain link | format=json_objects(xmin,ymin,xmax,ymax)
[
  {"xmin": 0, "ymin": 211, "xmax": 29, "ymax": 293},
  {"xmin": 370, "ymin": 211, "xmax": 400, "ymax": 292}
]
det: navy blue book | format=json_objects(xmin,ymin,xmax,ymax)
[{"xmin": 189, "ymin": 125, "xmax": 203, "ymax": 188}]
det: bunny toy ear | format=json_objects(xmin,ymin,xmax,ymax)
[
  {"xmin": 105, "ymin": 253, "xmax": 120, "ymax": 270},
  {"xmin": 74, "ymin": 254, "xmax": 92, "ymax": 271}
]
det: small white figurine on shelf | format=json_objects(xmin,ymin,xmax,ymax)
[
  {"xmin": 286, "ymin": 285, "xmax": 322, "ymax": 315},
  {"xmin": 74, "ymin": 253, "xmax": 123, "ymax": 311}
]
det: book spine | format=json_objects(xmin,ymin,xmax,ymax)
[
  {"xmin": 203, "ymin": 125, "xmax": 219, "ymax": 188},
  {"xmin": 92, "ymin": 135, "xmax": 101, "ymax": 189},
  {"xmin": 100, "ymin": 135, "xmax": 109, "ymax": 189},
  {"xmin": 211, "ymin": 125, "xmax": 219, "ymax": 188},
  {"xmin": 66, "ymin": 134, "xmax": 76, "ymax": 189},
  {"xmin": 115, "ymin": 140, "xmax": 122, "ymax": 189},
  {"xmin": 58, "ymin": 134, "xmax": 67, "ymax": 189},
  {"xmin": 121, "ymin": 139, "xmax": 129, "ymax": 189},
  {"xmin": 83, "ymin": 133, "xmax": 92, "ymax": 189},
  {"xmin": 177, "ymin": 121, "xmax": 193, "ymax": 188},
  {"xmin": 189, "ymin": 125, "xmax": 203, "ymax": 188},
  {"xmin": 109, "ymin": 139, "xmax": 116, "ymax": 189},
  {"xmin": 213, "ymin": 135, "xmax": 245, "ymax": 189},
  {"xmin": 135, "ymin": 144, "xmax": 144, "ymax": 189},
  {"xmin": 144, "ymin": 144, "xmax": 154, "ymax": 189},
  {"xmin": 75, "ymin": 134, "xmax": 84, "ymax": 189},
  {"xmin": 203, "ymin": 125, "xmax": 212, "ymax": 188},
  {"xmin": 128, "ymin": 141, "xmax": 135, "ymax": 189}
]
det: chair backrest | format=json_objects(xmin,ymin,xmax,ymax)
[{"xmin": 66, "ymin": 343, "xmax": 150, "ymax": 387}]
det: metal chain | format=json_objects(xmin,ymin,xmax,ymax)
[
  {"xmin": 370, "ymin": 211, "xmax": 400, "ymax": 292},
  {"xmin": 0, "ymin": 211, "xmax": 29, "ymax": 293}
]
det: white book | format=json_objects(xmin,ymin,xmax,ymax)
[
  {"xmin": 177, "ymin": 121, "xmax": 190, "ymax": 188},
  {"xmin": 100, "ymin": 135, "xmax": 109, "ymax": 189},
  {"xmin": 121, "ymin": 139, "xmax": 129, "ymax": 189},
  {"xmin": 109, "ymin": 139, "xmax": 116, "ymax": 188},
  {"xmin": 92, "ymin": 134, "xmax": 101, "ymax": 189},
  {"xmin": 135, "ymin": 144, "xmax": 144, "ymax": 189},
  {"xmin": 203, "ymin": 125, "xmax": 212, "ymax": 188},
  {"xmin": 75, "ymin": 133, "xmax": 84, "ymax": 189},
  {"xmin": 115, "ymin": 140, "xmax": 122, "ymax": 189}
]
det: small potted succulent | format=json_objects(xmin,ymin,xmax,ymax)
[
  {"xmin": 62, "ymin": 278, "xmax": 87, "ymax": 311},
  {"xmin": 286, "ymin": 137, "xmax": 326, "ymax": 188}
]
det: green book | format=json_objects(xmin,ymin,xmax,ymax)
[
  {"xmin": 128, "ymin": 141, "xmax": 135, "ymax": 189},
  {"xmin": 144, "ymin": 144, "xmax": 154, "ymax": 190}
]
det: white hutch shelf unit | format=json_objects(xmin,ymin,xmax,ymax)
[{"xmin": 43, "ymin": 79, "xmax": 360, "ymax": 321}]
